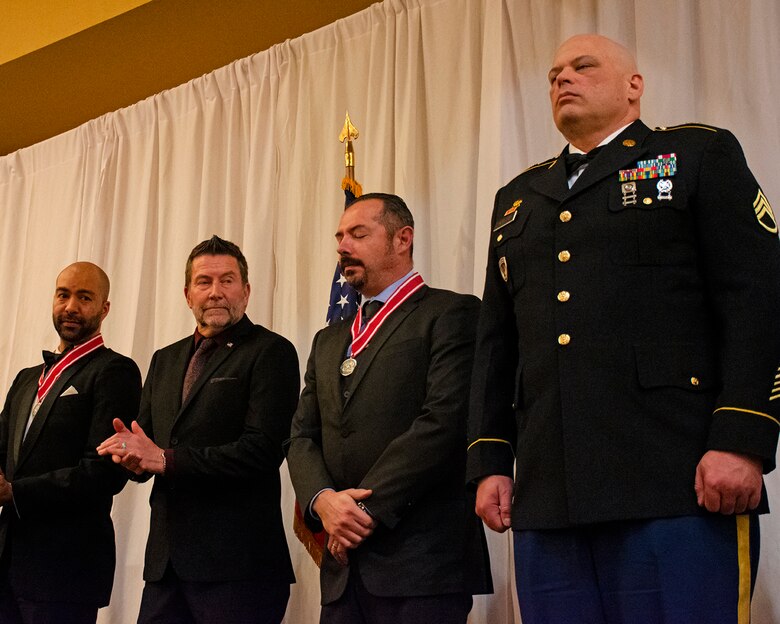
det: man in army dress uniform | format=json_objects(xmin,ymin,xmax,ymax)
[{"xmin": 467, "ymin": 34, "xmax": 780, "ymax": 623}]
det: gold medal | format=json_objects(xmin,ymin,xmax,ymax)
[{"xmin": 340, "ymin": 357, "xmax": 357, "ymax": 376}]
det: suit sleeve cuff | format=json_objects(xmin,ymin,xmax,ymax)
[
  {"xmin": 465, "ymin": 438, "xmax": 515, "ymax": 486},
  {"xmin": 707, "ymin": 406, "xmax": 780, "ymax": 472}
]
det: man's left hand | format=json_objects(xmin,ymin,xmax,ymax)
[{"xmin": 694, "ymin": 450, "xmax": 763, "ymax": 514}]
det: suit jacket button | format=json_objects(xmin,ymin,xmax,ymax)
[
  {"xmin": 343, "ymin": 390, "xmax": 350, "ymax": 399},
  {"xmin": 170, "ymin": 437, "xmax": 178, "ymax": 446},
  {"xmin": 559, "ymin": 210, "xmax": 572, "ymax": 223},
  {"xmin": 558, "ymin": 250, "xmax": 571, "ymax": 263},
  {"xmin": 341, "ymin": 430, "xmax": 351, "ymax": 439}
]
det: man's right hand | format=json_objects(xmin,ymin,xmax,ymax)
[
  {"xmin": 313, "ymin": 488, "xmax": 376, "ymax": 550},
  {"xmin": 475, "ymin": 475, "xmax": 513, "ymax": 533}
]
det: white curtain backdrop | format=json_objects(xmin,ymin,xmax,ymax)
[{"xmin": 1, "ymin": 0, "xmax": 778, "ymax": 622}]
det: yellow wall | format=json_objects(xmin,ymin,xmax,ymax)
[{"xmin": 1, "ymin": 0, "xmax": 151, "ymax": 63}]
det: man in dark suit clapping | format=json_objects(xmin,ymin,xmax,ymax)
[
  {"xmin": 98, "ymin": 236, "xmax": 299, "ymax": 624},
  {"xmin": 0, "ymin": 262, "xmax": 142, "ymax": 623},
  {"xmin": 286, "ymin": 193, "xmax": 492, "ymax": 624}
]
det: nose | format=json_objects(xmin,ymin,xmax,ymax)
[
  {"xmin": 64, "ymin": 296, "xmax": 80, "ymax": 313},
  {"xmin": 337, "ymin": 237, "xmax": 351, "ymax": 257},
  {"xmin": 554, "ymin": 66, "xmax": 574, "ymax": 87},
  {"xmin": 207, "ymin": 282, "xmax": 224, "ymax": 299}
]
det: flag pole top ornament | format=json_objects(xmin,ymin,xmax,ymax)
[{"xmin": 340, "ymin": 111, "xmax": 362, "ymax": 199}]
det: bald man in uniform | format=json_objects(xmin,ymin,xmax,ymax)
[
  {"xmin": 468, "ymin": 34, "xmax": 780, "ymax": 623},
  {"xmin": 0, "ymin": 262, "xmax": 141, "ymax": 623}
]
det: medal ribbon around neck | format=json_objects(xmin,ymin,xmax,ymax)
[
  {"xmin": 36, "ymin": 333, "xmax": 104, "ymax": 404},
  {"xmin": 348, "ymin": 272, "xmax": 425, "ymax": 359}
]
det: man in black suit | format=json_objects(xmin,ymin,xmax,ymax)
[
  {"xmin": 98, "ymin": 236, "xmax": 299, "ymax": 624},
  {"xmin": 0, "ymin": 261, "xmax": 142, "ymax": 623},
  {"xmin": 286, "ymin": 193, "xmax": 492, "ymax": 624},
  {"xmin": 468, "ymin": 34, "xmax": 780, "ymax": 623}
]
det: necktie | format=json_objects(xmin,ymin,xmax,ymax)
[
  {"xmin": 564, "ymin": 146, "xmax": 604, "ymax": 177},
  {"xmin": 182, "ymin": 338, "xmax": 218, "ymax": 402},
  {"xmin": 362, "ymin": 300, "xmax": 384, "ymax": 323}
]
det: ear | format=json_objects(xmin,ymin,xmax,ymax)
[
  {"xmin": 395, "ymin": 225, "xmax": 414, "ymax": 255},
  {"xmin": 627, "ymin": 72, "xmax": 644, "ymax": 103},
  {"xmin": 101, "ymin": 300, "xmax": 111, "ymax": 321},
  {"xmin": 184, "ymin": 286, "xmax": 193, "ymax": 309}
]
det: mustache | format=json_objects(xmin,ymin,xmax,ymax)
[
  {"xmin": 339, "ymin": 256, "xmax": 363, "ymax": 270},
  {"xmin": 56, "ymin": 314, "xmax": 83, "ymax": 324}
]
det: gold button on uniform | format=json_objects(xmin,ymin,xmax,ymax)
[
  {"xmin": 690, "ymin": 377, "xmax": 700, "ymax": 386},
  {"xmin": 558, "ymin": 250, "xmax": 571, "ymax": 263},
  {"xmin": 558, "ymin": 334, "xmax": 571, "ymax": 346},
  {"xmin": 497, "ymin": 234, "xmax": 503, "ymax": 242},
  {"xmin": 557, "ymin": 291, "xmax": 570, "ymax": 302},
  {"xmin": 559, "ymin": 211, "xmax": 572, "ymax": 223}
]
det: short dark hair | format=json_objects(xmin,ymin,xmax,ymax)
[
  {"xmin": 350, "ymin": 192, "xmax": 414, "ymax": 255},
  {"xmin": 185, "ymin": 235, "xmax": 249, "ymax": 287}
]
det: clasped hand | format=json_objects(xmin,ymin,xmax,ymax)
[
  {"xmin": 314, "ymin": 488, "xmax": 376, "ymax": 567},
  {"xmin": 96, "ymin": 418, "xmax": 164, "ymax": 475}
]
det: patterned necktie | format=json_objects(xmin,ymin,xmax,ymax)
[
  {"xmin": 362, "ymin": 299, "xmax": 384, "ymax": 321},
  {"xmin": 182, "ymin": 338, "xmax": 218, "ymax": 402}
]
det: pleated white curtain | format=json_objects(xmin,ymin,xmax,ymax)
[{"xmin": 0, "ymin": 0, "xmax": 778, "ymax": 622}]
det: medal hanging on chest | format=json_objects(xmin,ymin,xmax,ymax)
[{"xmin": 340, "ymin": 272, "xmax": 425, "ymax": 376}]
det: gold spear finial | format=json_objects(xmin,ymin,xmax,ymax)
[
  {"xmin": 339, "ymin": 112, "xmax": 362, "ymax": 199},
  {"xmin": 339, "ymin": 111, "xmax": 359, "ymax": 171}
]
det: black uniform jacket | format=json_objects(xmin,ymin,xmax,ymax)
[
  {"xmin": 136, "ymin": 315, "xmax": 299, "ymax": 584},
  {"xmin": 467, "ymin": 120, "xmax": 780, "ymax": 530},
  {"xmin": 287, "ymin": 286, "xmax": 492, "ymax": 605},
  {"xmin": 0, "ymin": 347, "xmax": 141, "ymax": 606}
]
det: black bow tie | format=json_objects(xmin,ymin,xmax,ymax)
[
  {"xmin": 42, "ymin": 350, "xmax": 64, "ymax": 369},
  {"xmin": 564, "ymin": 146, "xmax": 604, "ymax": 176}
]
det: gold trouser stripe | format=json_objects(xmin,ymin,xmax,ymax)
[{"xmin": 736, "ymin": 515, "xmax": 751, "ymax": 624}]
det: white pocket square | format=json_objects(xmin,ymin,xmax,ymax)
[{"xmin": 60, "ymin": 385, "xmax": 79, "ymax": 397}]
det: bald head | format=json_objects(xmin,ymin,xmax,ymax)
[
  {"xmin": 52, "ymin": 262, "xmax": 111, "ymax": 349},
  {"xmin": 56, "ymin": 262, "xmax": 110, "ymax": 301},
  {"xmin": 548, "ymin": 34, "xmax": 644, "ymax": 150}
]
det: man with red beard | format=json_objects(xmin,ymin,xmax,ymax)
[{"xmin": 0, "ymin": 261, "xmax": 141, "ymax": 623}]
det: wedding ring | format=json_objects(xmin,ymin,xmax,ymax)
[{"xmin": 121, "ymin": 442, "xmax": 127, "ymax": 450}]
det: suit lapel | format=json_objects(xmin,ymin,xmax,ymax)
[
  {"xmin": 342, "ymin": 287, "xmax": 427, "ymax": 408},
  {"xmin": 174, "ymin": 323, "xmax": 253, "ymax": 427},
  {"xmin": 529, "ymin": 120, "xmax": 652, "ymax": 203},
  {"xmin": 10, "ymin": 373, "xmax": 39, "ymax": 470},
  {"xmin": 565, "ymin": 120, "xmax": 652, "ymax": 199},
  {"xmin": 16, "ymin": 349, "xmax": 103, "ymax": 471},
  {"xmin": 177, "ymin": 342, "xmax": 236, "ymax": 417},
  {"xmin": 320, "ymin": 322, "xmax": 353, "ymax": 413},
  {"xmin": 529, "ymin": 153, "xmax": 569, "ymax": 202}
]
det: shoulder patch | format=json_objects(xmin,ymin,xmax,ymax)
[
  {"xmin": 654, "ymin": 123, "xmax": 718, "ymax": 133},
  {"xmin": 754, "ymin": 188, "xmax": 777, "ymax": 234}
]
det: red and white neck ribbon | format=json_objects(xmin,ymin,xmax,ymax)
[
  {"xmin": 36, "ymin": 334, "xmax": 104, "ymax": 404},
  {"xmin": 348, "ymin": 272, "xmax": 425, "ymax": 358}
]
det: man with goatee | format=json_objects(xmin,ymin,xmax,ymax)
[{"xmin": 0, "ymin": 261, "xmax": 141, "ymax": 623}]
